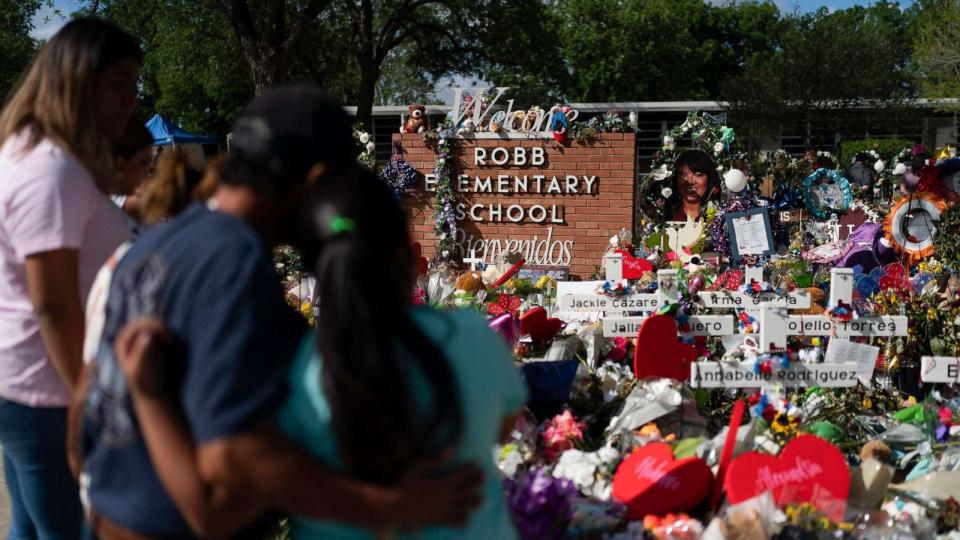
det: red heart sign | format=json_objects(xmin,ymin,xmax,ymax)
[
  {"xmin": 612, "ymin": 442, "xmax": 713, "ymax": 520},
  {"xmin": 725, "ymin": 434, "xmax": 849, "ymax": 521},
  {"xmin": 616, "ymin": 249, "xmax": 654, "ymax": 280},
  {"xmin": 633, "ymin": 315, "xmax": 697, "ymax": 381},
  {"xmin": 520, "ymin": 306, "xmax": 563, "ymax": 345},
  {"xmin": 412, "ymin": 242, "xmax": 428, "ymax": 276}
]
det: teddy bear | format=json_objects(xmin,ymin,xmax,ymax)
[
  {"xmin": 509, "ymin": 110, "xmax": 526, "ymax": 131},
  {"xmin": 456, "ymin": 117, "xmax": 476, "ymax": 137},
  {"xmin": 401, "ymin": 104, "xmax": 429, "ymax": 134},
  {"xmin": 522, "ymin": 107, "xmax": 543, "ymax": 132}
]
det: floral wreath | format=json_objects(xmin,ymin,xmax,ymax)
[
  {"xmin": 802, "ymin": 168, "xmax": 853, "ymax": 220},
  {"xmin": 884, "ymin": 193, "xmax": 948, "ymax": 265},
  {"xmin": 638, "ymin": 111, "xmax": 735, "ymax": 223},
  {"xmin": 875, "ymin": 147, "xmax": 913, "ymax": 191},
  {"xmin": 377, "ymin": 143, "xmax": 418, "ymax": 200}
]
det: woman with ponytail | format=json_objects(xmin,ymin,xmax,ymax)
[{"xmin": 278, "ymin": 166, "xmax": 526, "ymax": 539}]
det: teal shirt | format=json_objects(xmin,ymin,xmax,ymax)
[{"xmin": 276, "ymin": 308, "xmax": 527, "ymax": 539}]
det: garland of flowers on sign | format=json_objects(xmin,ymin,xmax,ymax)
[
  {"xmin": 424, "ymin": 124, "xmax": 460, "ymax": 263},
  {"xmin": 638, "ymin": 111, "xmax": 734, "ymax": 224},
  {"xmin": 353, "ymin": 126, "xmax": 376, "ymax": 168}
]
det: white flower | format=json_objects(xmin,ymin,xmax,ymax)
[
  {"xmin": 497, "ymin": 447, "xmax": 524, "ymax": 477},
  {"xmin": 652, "ymin": 164, "xmax": 671, "ymax": 181},
  {"xmin": 441, "ymin": 250, "xmax": 450, "ymax": 258},
  {"xmin": 662, "ymin": 136, "xmax": 675, "ymax": 150},
  {"xmin": 553, "ymin": 450, "xmax": 598, "ymax": 490},
  {"xmin": 713, "ymin": 142, "xmax": 724, "ymax": 154},
  {"xmin": 366, "ymin": 141, "xmax": 376, "ymax": 152},
  {"xmin": 359, "ymin": 133, "xmax": 370, "ymax": 144},
  {"xmin": 661, "ymin": 187, "xmax": 673, "ymax": 198},
  {"xmin": 874, "ymin": 159, "xmax": 886, "ymax": 173},
  {"xmin": 275, "ymin": 263, "xmax": 285, "ymax": 270}
]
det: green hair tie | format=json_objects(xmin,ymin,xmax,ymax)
[{"xmin": 329, "ymin": 215, "xmax": 356, "ymax": 234}]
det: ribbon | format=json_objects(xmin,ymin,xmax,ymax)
[
  {"xmin": 492, "ymin": 258, "xmax": 526, "ymax": 289},
  {"xmin": 713, "ymin": 399, "xmax": 746, "ymax": 508}
]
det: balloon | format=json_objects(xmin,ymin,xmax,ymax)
[
  {"xmin": 724, "ymin": 169, "xmax": 747, "ymax": 193},
  {"xmin": 489, "ymin": 313, "xmax": 520, "ymax": 348}
]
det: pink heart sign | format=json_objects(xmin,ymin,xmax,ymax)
[
  {"xmin": 612, "ymin": 442, "xmax": 713, "ymax": 520},
  {"xmin": 633, "ymin": 315, "xmax": 697, "ymax": 381},
  {"xmin": 725, "ymin": 434, "xmax": 849, "ymax": 522}
]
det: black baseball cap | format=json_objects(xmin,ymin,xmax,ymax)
[{"xmin": 222, "ymin": 85, "xmax": 355, "ymax": 192}]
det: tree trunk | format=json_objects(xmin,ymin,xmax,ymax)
[
  {"xmin": 246, "ymin": 49, "xmax": 284, "ymax": 96},
  {"xmin": 354, "ymin": 0, "xmax": 377, "ymax": 129},
  {"xmin": 356, "ymin": 62, "xmax": 380, "ymax": 130}
]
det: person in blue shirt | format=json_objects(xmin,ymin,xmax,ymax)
[
  {"xmin": 113, "ymin": 164, "xmax": 527, "ymax": 539},
  {"xmin": 76, "ymin": 86, "xmax": 484, "ymax": 539}
]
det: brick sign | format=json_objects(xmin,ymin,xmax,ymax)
[{"xmin": 396, "ymin": 133, "xmax": 636, "ymax": 278}]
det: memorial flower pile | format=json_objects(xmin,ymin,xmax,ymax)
[{"xmin": 384, "ymin": 108, "xmax": 960, "ymax": 537}]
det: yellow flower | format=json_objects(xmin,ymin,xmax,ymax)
[
  {"xmin": 535, "ymin": 275, "xmax": 555, "ymax": 290},
  {"xmin": 927, "ymin": 308, "xmax": 937, "ymax": 321},
  {"xmin": 862, "ymin": 398, "xmax": 873, "ymax": 409},
  {"xmin": 770, "ymin": 412, "xmax": 799, "ymax": 437}
]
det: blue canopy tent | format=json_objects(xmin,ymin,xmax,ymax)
[{"xmin": 145, "ymin": 113, "xmax": 220, "ymax": 146}]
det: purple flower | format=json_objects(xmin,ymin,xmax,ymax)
[{"xmin": 502, "ymin": 467, "xmax": 577, "ymax": 540}]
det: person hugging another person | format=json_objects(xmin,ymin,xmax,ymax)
[
  {"xmin": 664, "ymin": 149, "xmax": 721, "ymax": 222},
  {"xmin": 112, "ymin": 164, "xmax": 527, "ymax": 540},
  {"xmin": 76, "ymin": 86, "xmax": 490, "ymax": 539},
  {"xmin": 0, "ymin": 18, "xmax": 140, "ymax": 539}
]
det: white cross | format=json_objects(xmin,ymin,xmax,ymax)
[
  {"xmin": 921, "ymin": 356, "xmax": 960, "ymax": 383},
  {"xmin": 462, "ymin": 249, "xmax": 484, "ymax": 271},
  {"xmin": 754, "ymin": 268, "xmax": 907, "ymax": 353}
]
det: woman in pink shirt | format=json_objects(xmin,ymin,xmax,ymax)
[{"xmin": 0, "ymin": 18, "xmax": 141, "ymax": 538}]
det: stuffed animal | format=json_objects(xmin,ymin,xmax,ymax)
[
  {"xmin": 455, "ymin": 271, "xmax": 484, "ymax": 294},
  {"xmin": 522, "ymin": 107, "xmax": 543, "ymax": 132},
  {"xmin": 401, "ymin": 104, "xmax": 429, "ymax": 134},
  {"xmin": 457, "ymin": 117, "xmax": 476, "ymax": 137},
  {"xmin": 510, "ymin": 110, "xmax": 526, "ymax": 131},
  {"xmin": 548, "ymin": 104, "xmax": 570, "ymax": 142}
]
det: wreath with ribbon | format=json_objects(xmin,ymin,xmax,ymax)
[
  {"xmin": 802, "ymin": 168, "xmax": 853, "ymax": 220},
  {"xmin": 884, "ymin": 193, "xmax": 948, "ymax": 265}
]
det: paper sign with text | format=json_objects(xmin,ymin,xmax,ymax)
[{"xmin": 690, "ymin": 362, "xmax": 859, "ymax": 388}]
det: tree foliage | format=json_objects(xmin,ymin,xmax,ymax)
[
  {"xmin": 0, "ymin": 1, "xmax": 42, "ymax": 100},
  {"xmin": 64, "ymin": 0, "xmax": 949, "ymax": 142},
  {"xmin": 721, "ymin": 2, "xmax": 917, "ymax": 149},
  {"xmin": 913, "ymin": 0, "xmax": 960, "ymax": 108}
]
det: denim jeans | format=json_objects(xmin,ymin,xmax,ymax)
[{"xmin": 0, "ymin": 398, "xmax": 83, "ymax": 539}]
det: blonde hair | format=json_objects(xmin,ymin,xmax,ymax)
[
  {"xmin": 0, "ymin": 18, "xmax": 142, "ymax": 193},
  {"xmin": 139, "ymin": 149, "xmax": 220, "ymax": 225}
]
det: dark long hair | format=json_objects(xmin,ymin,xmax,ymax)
[
  {"xmin": 665, "ymin": 149, "xmax": 720, "ymax": 220},
  {"xmin": 301, "ymin": 166, "xmax": 462, "ymax": 483}
]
